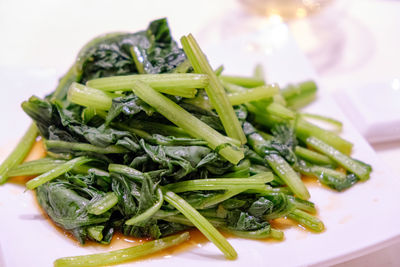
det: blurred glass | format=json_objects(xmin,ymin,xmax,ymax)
[{"xmin": 239, "ymin": 0, "xmax": 333, "ymax": 20}]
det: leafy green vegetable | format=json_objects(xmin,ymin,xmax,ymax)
[
  {"xmin": 77, "ymin": 18, "xmax": 186, "ymax": 83},
  {"xmin": 0, "ymin": 17, "xmax": 373, "ymax": 264}
]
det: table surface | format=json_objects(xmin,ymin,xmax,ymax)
[{"xmin": 0, "ymin": 0, "xmax": 399, "ymax": 266}]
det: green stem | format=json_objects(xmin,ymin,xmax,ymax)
[
  {"xmin": 163, "ymin": 173, "xmax": 273, "ymax": 193},
  {"xmin": 130, "ymin": 46, "xmax": 146, "ymax": 74},
  {"xmin": 227, "ymin": 84, "xmax": 279, "ymax": 105},
  {"xmin": 114, "ymin": 122, "xmax": 206, "ymax": 146},
  {"xmin": 287, "ymin": 209, "xmax": 325, "ymax": 232},
  {"xmin": 253, "ymin": 64, "xmax": 265, "ymax": 81},
  {"xmin": 245, "ymin": 185, "xmax": 292, "ymax": 195},
  {"xmin": 122, "ymin": 119, "xmax": 189, "ymax": 137},
  {"xmin": 87, "ymin": 192, "xmax": 119, "ymax": 215},
  {"xmin": 214, "ymin": 65, "xmax": 224, "ymax": 76},
  {"xmin": 287, "ymin": 196, "xmax": 316, "ymax": 214},
  {"xmin": 220, "ymin": 75, "xmax": 265, "ymax": 88},
  {"xmin": 281, "ymin": 81, "xmax": 317, "ymax": 110},
  {"xmin": 125, "ymin": 188, "xmax": 164, "ymax": 225},
  {"xmin": 86, "ymin": 73, "xmax": 208, "ymax": 98},
  {"xmin": 296, "ymin": 118, "xmax": 353, "ymax": 155},
  {"xmin": 265, "ymin": 102, "xmax": 295, "ymax": 120},
  {"xmin": 54, "ymin": 232, "xmax": 190, "ymax": 267},
  {"xmin": 45, "ymin": 140, "xmax": 128, "ymax": 154},
  {"xmin": 72, "ymin": 165, "xmax": 109, "ymax": 177},
  {"xmin": 221, "ymin": 226, "xmax": 283, "ymax": 240},
  {"xmin": 108, "ymin": 164, "xmax": 146, "ymax": 183},
  {"xmin": 50, "ymin": 63, "xmax": 82, "ymax": 101},
  {"xmin": 26, "ymin": 156, "xmax": 91, "ymax": 190},
  {"xmin": 294, "ymin": 146, "xmax": 335, "ymax": 166},
  {"xmin": 82, "ymin": 107, "xmax": 97, "ymax": 123},
  {"xmin": 163, "ymin": 190, "xmax": 237, "ymax": 260},
  {"xmin": 131, "ymin": 80, "xmax": 244, "ymax": 164},
  {"xmin": 157, "ymin": 214, "xmax": 226, "ymax": 228},
  {"xmin": 87, "ymin": 225, "xmax": 104, "ymax": 242},
  {"xmin": 270, "ymin": 229, "xmax": 285, "ymax": 240},
  {"xmin": 7, "ymin": 158, "xmax": 66, "ymax": 177},
  {"xmin": 181, "ymin": 34, "xmax": 246, "ymax": 144},
  {"xmin": 194, "ymin": 189, "xmax": 245, "ymax": 210},
  {"xmin": 300, "ymin": 113, "xmax": 343, "ymax": 133},
  {"xmin": 68, "ymin": 82, "xmax": 114, "ymax": 110},
  {"xmin": 0, "ymin": 123, "xmax": 38, "ymax": 184},
  {"xmin": 265, "ymin": 154, "xmax": 310, "ymax": 200},
  {"xmin": 305, "ymin": 137, "xmax": 371, "ymax": 180}
]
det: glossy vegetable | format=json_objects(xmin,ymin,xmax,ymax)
[{"xmin": 0, "ymin": 18, "xmax": 372, "ymax": 265}]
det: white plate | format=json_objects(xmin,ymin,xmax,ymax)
[{"xmin": 1, "ymin": 24, "xmax": 400, "ymax": 267}]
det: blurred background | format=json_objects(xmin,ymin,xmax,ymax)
[{"xmin": 0, "ymin": 0, "xmax": 399, "ymax": 265}]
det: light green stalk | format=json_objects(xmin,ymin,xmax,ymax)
[
  {"xmin": 181, "ymin": 34, "xmax": 246, "ymax": 144},
  {"xmin": 131, "ymin": 80, "xmax": 244, "ymax": 164}
]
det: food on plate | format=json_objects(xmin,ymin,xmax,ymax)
[{"xmin": 0, "ymin": 18, "xmax": 372, "ymax": 266}]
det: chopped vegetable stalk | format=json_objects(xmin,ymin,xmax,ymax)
[
  {"xmin": 54, "ymin": 232, "xmax": 190, "ymax": 267},
  {"xmin": 114, "ymin": 122, "xmax": 207, "ymax": 146},
  {"xmin": 7, "ymin": 158, "xmax": 66, "ymax": 177},
  {"xmin": 26, "ymin": 156, "xmax": 92, "ymax": 190},
  {"xmin": 123, "ymin": 119, "xmax": 189, "ymax": 137},
  {"xmin": 50, "ymin": 63, "xmax": 82, "ymax": 101},
  {"xmin": 294, "ymin": 146, "xmax": 335, "ymax": 166},
  {"xmin": 87, "ymin": 225, "xmax": 104, "ymax": 242},
  {"xmin": 181, "ymin": 34, "xmax": 246, "ymax": 144},
  {"xmin": 221, "ymin": 80, "xmax": 247, "ymax": 93},
  {"xmin": 305, "ymin": 136, "xmax": 371, "ymax": 180},
  {"xmin": 86, "ymin": 73, "xmax": 208, "ymax": 97},
  {"xmin": 131, "ymin": 80, "xmax": 244, "ymax": 164},
  {"xmin": 265, "ymin": 102, "xmax": 296, "ymax": 120},
  {"xmin": 214, "ymin": 65, "xmax": 224, "ymax": 76},
  {"xmin": 281, "ymin": 81, "xmax": 317, "ymax": 110},
  {"xmin": 227, "ymin": 84, "xmax": 279, "ymax": 105},
  {"xmin": 163, "ymin": 190, "xmax": 237, "ymax": 260},
  {"xmin": 130, "ymin": 47, "xmax": 146, "ymax": 74},
  {"xmin": 163, "ymin": 173, "xmax": 273, "ymax": 193},
  {"xmin": 287, "ymin": 196, "xmax": 317, "ymax": 214},
  {"xmin": 125, "ymin": 188, "xmax": 164, "ymax": 225},
  {"xmin": 297, "ymin": 165, "xmax": 358, "ymax": 192},
  {"xmin": 221, "ymin": 226, "xmax": 283, "ymax": 240},
  {"xmin": 246, "ymin": 127, "xmax": 310, "ymax": 200},
  {"xmin": 220, "ymin": 75, "xmax": 265, "ymax": 88},
  {"xmin": 87, "ymin": 192, "xmax": 119, "ymax": 215},
  {"xmin": 300, "ymin": 113, "xmax": 343, "ymax": 133},
  {"xmin": 108, "ymin": 164, "xmax": 146, "ymax": 183},
  {"xmin": 158, "ymin": 214, "xmax": 227, "ymax": 228},
  {"xmin": 193, "ymin": 189, "xmax": 245, "ymax": 210},
  {"xmin": 72, "ymin": 165, "xmax": 110, "ymax": 177},
  {"xmin": 296, "ymin": 118, "xmax": 353, "ymax": 155},
  {"xmin": 0, "ymin": 123, "xmax": 38, "ymax": 184},
  {"xmin": 265, "ymin": 154, "xmax": 310, "ymax": 200},
  {"xmin": 45, "ymin": 140, "xmax": 128, "ymax": 154},
  {"xmin": 81, "ymin": 107, "xmax": 96, "ymax": 123},
  {"xmin": 68, "ymin": 82, "xmax": 114, "ymax": 110},
  {"xmin": 287, "ymin": 208, "xmax": 325, "ymax": 232},
  {"xmin": 253, "ymin": 64, "xmax": 266, "ymax": 81}
]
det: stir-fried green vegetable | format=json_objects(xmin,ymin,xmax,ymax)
[{"xmin": 0, "ymin": 18, "xmax": 372, "ymax": 266}]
